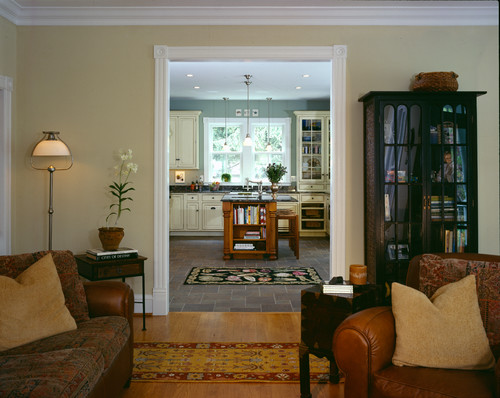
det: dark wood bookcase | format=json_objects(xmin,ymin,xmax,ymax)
[{"xmin": 360, "ymin": 91, "xmax": 486, "ymax": 286}]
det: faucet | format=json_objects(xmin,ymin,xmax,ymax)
[{"xmin": 247, "ymin": 178, "xmax": 263, "ymax": 195}]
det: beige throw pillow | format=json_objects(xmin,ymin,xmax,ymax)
[
  {"xmin": 392, "ymin": 275, "xmax": 495, "ymax": 370},
  {"xmin": 0, "ymin": 253, "xmax": 77, "ymax": 351}
]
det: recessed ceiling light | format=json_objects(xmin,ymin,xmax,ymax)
[
  {"xmin": 193, "ymin": 86, "xmax": 200, "ymax": 89},
  {"xmin": 186, "ymin": 74, "xmax": 194, "ymax": 78},
  {"xmin": 295, "ymin": 86, "xmax": 302, "ymax": 90},
  {"xmin": 302, "ymin": 74, "xmax": 310, "ymax": 78}
]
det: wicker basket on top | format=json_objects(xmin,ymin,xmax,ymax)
[{"xmin": 412, "ymin": 72, "xmax": 459, "ymax": 92}]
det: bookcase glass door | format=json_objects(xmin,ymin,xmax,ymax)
[
  {"xmin": 383, "ymin": 103, "xmax": 423, "ymax": 281},
  {"xmin": 429, "ymin": 103, "xmax": 470, "ymax": 253},
  {"xmin": 300, "ymin": 118, "xmax": 323, "ymax": 181}
]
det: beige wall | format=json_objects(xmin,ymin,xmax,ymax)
[{"xmin": 9, "ymin": 25, "xmax": 500, "ymax": 296}]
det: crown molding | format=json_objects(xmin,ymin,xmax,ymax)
[{"xmin": 0, "ymin": 0, "xmax": 498, "ymax": 26}]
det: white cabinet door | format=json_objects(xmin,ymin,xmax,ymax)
[
  {"xmin": 169, "ymin": 111, "xmax": 201, "ymax": 170},
  {"xmin": 202, "ymin": 202, "xmax": 223, "ymax": 230},
  {"xmin": 185, "ymin": 201, "xmax": 200, "ymax": 230},
  {"xmin": 169, "ymin": 194, "xmax": 184, "ymax": 230}
]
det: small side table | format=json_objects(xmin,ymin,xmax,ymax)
[
  {"xmin": 299, "ymin": 284, "xmax": 384, "ymax": 398},
  {"xmin": 75, "ymin": 254, "xmax": 147, "ymax": 331}
]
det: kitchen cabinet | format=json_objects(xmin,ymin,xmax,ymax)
[
  {"xmin": 360, "ymin": 91, "xmax": 485, "ymax": 286},
  {"xmin": 295, "ymin": 111, "xmax": 330, "ymax": 192},
  {"xmin": 299, "ymin": 193, "xmax": 326, "ymax": 236},
  {"xmin": 169, "ymin": 194, "xmax": 184, "ymax": 230},
  {"xmin": 169, "ymin": 111, "xmax": 201, "ymax": 169},
  {"xmin": 184, "ymin": 194, "xmax": 200, "ymax": 231}
]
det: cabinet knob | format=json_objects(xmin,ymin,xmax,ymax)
[{"xmin": 211, "ymin": 207, "xmax": 216, "ymax": 210}]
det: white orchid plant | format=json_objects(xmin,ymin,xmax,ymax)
[{"xmin": 106, "ymin": 149, "xmax": 139, "ymax": 226}]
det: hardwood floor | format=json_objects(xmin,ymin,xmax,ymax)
[{"xmin": 121, "ymin": 312, "xmax": 343, "ymax": 398}]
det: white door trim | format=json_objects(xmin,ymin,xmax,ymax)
[
  {"xmin": 0, "ymin": 75, "xmax": 13, "ymax": 255},
  {"xmin": 153, "ymin": 45, "xmax": 347, "ymax": 315}
]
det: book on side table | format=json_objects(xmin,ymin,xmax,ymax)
[
  {"xmin": 86, "ymin": 247, "xmax": 138, "ymax": 261},
  {"xmin": 322, "ymin": 276, "xmax": 371, "ymax": 294}
]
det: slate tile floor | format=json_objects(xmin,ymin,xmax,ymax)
[{"xmin": 169, "ymin": 236, "xmax": 330, "ymax": 312}]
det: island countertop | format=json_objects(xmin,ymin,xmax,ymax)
[{"xmin": 221, "ymin": 193, "xmax": 298, "ymax": 202}]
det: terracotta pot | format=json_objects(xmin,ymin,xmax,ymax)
[{"xmin": 98, "ymin": 227, "xmax": 124, "ymax": 251}]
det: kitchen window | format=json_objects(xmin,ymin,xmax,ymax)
[{"xmin": 204, "ymin": 117, "xmax": 291, "ymax": 184}]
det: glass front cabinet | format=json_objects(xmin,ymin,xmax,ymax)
[{"xmin": 360, "ymin": 91, "xmax": 486, "ymax": 286}]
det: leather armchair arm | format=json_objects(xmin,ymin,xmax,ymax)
[
  {"xmin": 83, "ymin": 281, "xmax": 134, "ymax": 326},
  {"xmin": 333, "ymin": 306, "xmax": 396, "ymax": 398}
]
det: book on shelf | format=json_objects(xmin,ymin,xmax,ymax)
[
  {"xmin": 244, "ymin": 231, "xmax": 261, "ymax": 239},
  {"xmin": 86, "ymin": 247, "xmax": 138, "ymax": 261},
  {"xmin": 233, "ymin": 243, "xmax": 255, "ymax": 251}
]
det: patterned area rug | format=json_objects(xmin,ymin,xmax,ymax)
[
  {"xmin": 184, "ymin": 266, "xmax": 323, "ymax": 285},
  {"xmin": 133, "ymin": 342, "xmax": 330, "ymax": 383}
]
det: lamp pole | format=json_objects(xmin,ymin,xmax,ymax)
[{"xmin": 48, "ymin": 165, "xmax": 55, "ymax": 250}]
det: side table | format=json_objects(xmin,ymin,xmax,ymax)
[
  {"xmin": 75, "ymin": 254, "xmax": 147, "ymax": 331},
  {"xmin": 300, "ymin": 284, "xmax": 383, "ymax": 398}
]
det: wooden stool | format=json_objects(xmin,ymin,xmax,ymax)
[{"xmin": 276, "ymin": 209, "xmax": 299, "ymax": 259}]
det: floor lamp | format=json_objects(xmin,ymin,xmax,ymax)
[{"xmin": 31, "ymin": 131, "xmax": 73, "ymax": 250}]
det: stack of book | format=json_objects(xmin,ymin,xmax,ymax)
[
  {"xmin": 86, "ymin": 247, "xmax": 138, "ymax": 261},
  {"xmin": 244, "ymin": 231, "xmax": 260, "ymax": 240},
  {"xmin": 233, "ymin": 243, "xmax": 255, "ymax": 251},
  {"xmin": 322, "ymin": 281, "xmax": 354, "ymax": 294}
]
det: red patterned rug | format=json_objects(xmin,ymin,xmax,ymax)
[{"xmin": 133, "ymin": 342, "xmax": 330, "ymax": 383}]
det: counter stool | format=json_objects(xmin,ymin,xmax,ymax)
[{"xmin": 276, "ymin": 209, "xmax": 299, "ymax": 259}]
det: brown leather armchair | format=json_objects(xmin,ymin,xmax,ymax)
[{"xmin": 333, "ymin": 253, "xmax": 499, "ymax": 398}]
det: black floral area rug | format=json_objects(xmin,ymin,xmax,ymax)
[{"xmin": 184, "ymin": 267, "xmax": 323, "ymax": 285}]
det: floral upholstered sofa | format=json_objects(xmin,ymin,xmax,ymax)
[{"xmin": 0, "ymin": 250, "xmax": 134, "ymax": 397}]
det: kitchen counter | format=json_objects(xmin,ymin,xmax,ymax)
[{"xmin": 221, "ymin": 193, "xmax": 298, "ymax": 202}]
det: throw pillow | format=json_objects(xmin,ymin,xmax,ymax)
[
  {"xmin": 0, "ymin": 253, "xmax": 77, "ymax": 351},
  {"xmin": 392, "ymin": 275, "xmax": 495, "ymax": 370}
]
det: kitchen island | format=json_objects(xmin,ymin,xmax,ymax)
[{"xmin": 221, "ymin": 193, "xmax": 297, "ymax": 260}]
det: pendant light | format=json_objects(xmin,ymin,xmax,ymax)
[
  {"xmin": 222, "ymin": 97, "xmax": 229, "ymax": 151},
  {"xmin": 265, "ymin": 97, "xmax": 272, "ymax": 152},
  {"xmin": 242, "ymin": 74, "xmax": 253, "ymax": 146}
]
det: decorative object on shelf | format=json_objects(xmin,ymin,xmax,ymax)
[
  {"xmin": 210, "ymin": 181, "xmax": 220, "ymax": 191},
  {"xmin": 31, "ymin": 131, "xmax": 73, "ymax": 250},
  {"xmin": 221, "ymin": 173, "xmax": 231, "ymax": 182},
  {"xmin": 349, "ymin": 264, "xmax": 367, "ymax": 285},
  {"xmin": 243, "ymin": 74, "xmax": 253, "ymax": 146},
  {"xmin": 411, "ymin": 71, "xmax": 459, "ymax": 92},
  {"xmin": 265, "ymin": 163, "xmax": 287, "ymax": 199},
  {"xmin": 222, "ymin": 97, "xmax": 230, "ymax": 151},
  {"xmin": 266, "ymin": 97, "xmax": 272, "ymax": 151},
  {"xmin": 100, "ymin": 149, "xmax": 138, "ymax": 250}
]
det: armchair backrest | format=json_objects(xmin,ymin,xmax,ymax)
[{"xmin": 407, "ymin": 252, "xmax": 500, "ymax": 358}]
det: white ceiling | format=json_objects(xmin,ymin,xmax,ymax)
[{"xmin": 170, "ymin": 61, "xmax": 331, "ymax": 101}]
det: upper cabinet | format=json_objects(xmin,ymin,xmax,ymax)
[
  {"xmin": 295, "ymin": 111, "xmax": 330, "ymax": 192},
  {"xmin": 360, "ymin": 91, "xmax": 486, "ymax": 286},
  {"xmin": 169, "ymin": 111, "xmax": 201, "ymax": 169}
]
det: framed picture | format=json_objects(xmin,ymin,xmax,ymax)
[{"xmin": 175, "ymin": 171, "xmax": 185, "ymax": 184}]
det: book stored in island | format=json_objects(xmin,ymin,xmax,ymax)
[
  {"xmin": 244, "ymin": 231, "xmax": 261, "ymax": 239},
  {"xmin": 86, "ymin": 247, "xmax": 138, "ymax": 261},
  {"xmin": 233, "ymin": 243, "xmax": 255, "ymax": 251}
]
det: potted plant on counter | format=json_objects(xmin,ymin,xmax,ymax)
[
  {"xmin": 265, "ymin": 163, "xmax": 287, "ymax": 199},
  {"xmin": 99, "ymin": 149, "xmax": 138, "ymax": 251},
  {"xmin": 221, "ymin": 173, "xmax": 231, "ymax": 183}
]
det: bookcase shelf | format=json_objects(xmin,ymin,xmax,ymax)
[{"xmin": 222, "ymin": 200, "xmax": 277, "ymax": 260}]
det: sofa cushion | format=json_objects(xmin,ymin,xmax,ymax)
[
  {"xmin": 392, "ymin": 275, "xmax": 495, "ymax": 370},
  {"xmin": 419, "ymin": 254, "xmax": 500, "ymax": 352},
  {"xmin": 373, "ymin": 365, "xmax": 497, "ymax": 398},
  {"xmin": 0, "ymin": 253, "xmax": 77, "ymax": 351},
  {"xmin": 0, "ymin": 316, "xmax": 130, "ymax": 371},
  {"xmin": 0, "ymin": 348, "xmax": 104, "ymax": 398},
  {"xmin": 0, "ymin": 250, "xmax": 90, "ymax": 323}
]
